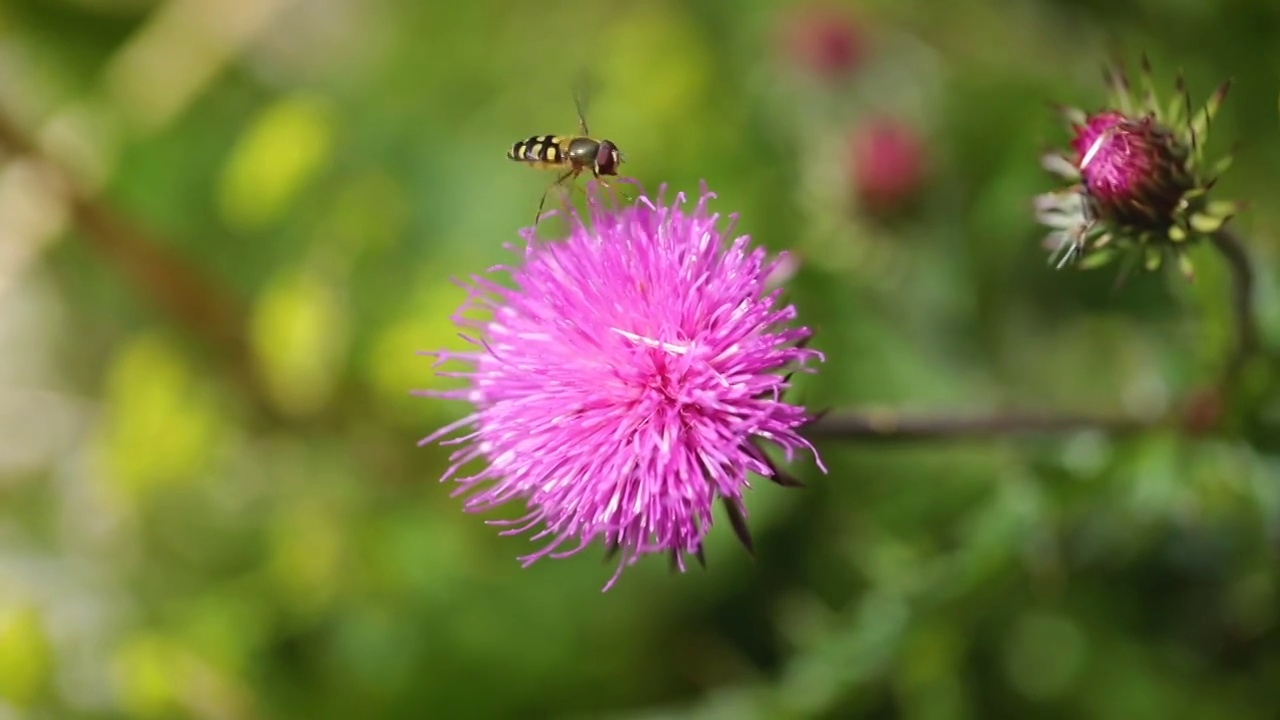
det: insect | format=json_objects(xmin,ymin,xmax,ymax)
[{"xmin": 507, "ymin": 87, "xmax": 626, "ymax": 223}]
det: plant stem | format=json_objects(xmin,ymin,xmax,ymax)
[
  {"xmin": 1209, "ymin": 227, "xmax": 1262, "ymax": 381},
  {"xmin": 810, "ymin": 228, "xmax": 1264, "ymax": 444},
  {"xmin": 805, "ymin": 408, "xmax": 1161, "ymax": 441}
]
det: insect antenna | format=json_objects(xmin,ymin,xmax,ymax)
[{"xmin": 572, "ymin": 73, "xmax": 595, "ymax": 136}]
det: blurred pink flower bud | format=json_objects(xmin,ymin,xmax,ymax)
[
  {"xmin": 848, "ymin": 117, "xmax": 927, "ymax": 215},
  {"xmin": 782, "ymin": 5, "xmax": 867, "ymax": 80}
]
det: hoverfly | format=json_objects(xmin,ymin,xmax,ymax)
[{"xmin": 507, "ymin": 84, "xmax": 626, "ymax": 224}]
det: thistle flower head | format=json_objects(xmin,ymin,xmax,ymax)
[
  {"xmin": 1036, "ymin": 56, "xmax": 1238, "ymax": 279},
  {"xmin": 1070, "ymin": 111, "xmax": 1191, "ymax": 224},
  {"xmin": 418, "ymin": 185, "xmax": 825, "ymax": 590}
]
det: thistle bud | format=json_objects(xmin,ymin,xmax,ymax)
[
  {"xmin": 782, "ymin": 5, "xmax": 867, "ymax": 81},
  {"xmin": 1072, "ymin": 111, "xmax": 1193, "ymax": 228},
  {"xmin": 1036, "ymin": 58, "xmax": 1238, "ymax": 278},
  {"xmin": 849, "ymin": 116, "xmax": 927, "ymax": 216}
]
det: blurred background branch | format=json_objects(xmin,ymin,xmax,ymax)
[
  {"xmin": 809, "ymin": 223, "xmax": 1269, "ymax": 446},
  {"xmin": 0, "ymin": 102, "xmax": 274, "ymax": 418}
]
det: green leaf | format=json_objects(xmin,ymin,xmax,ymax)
[
  {"xmin": 1210, "ymin": 152, "xmax": 1235, "ymax": 179},
  {"xmin": 112, "ymin": 635, "xmax": 184, "ymax": 719},
  {"xmin": 96, "ymin": 334, "xmax": 224, "ymax": 500},
  {"xmin": 218, "ymin": 93, "xmax": 336, "ymax": 231},
  {"xmin": 250, "ymin": 267, "xmax": 350, "ymax": 418},
  {"xmin": 1003, "ymin": 611, "xmax": 1087, "ymax": 701},
  {"xmin": 1138, "ymin": 55, "xmax": 1160, "ymax": 116},
  {"xmin": 267, "ymin": 498, "xmax": 349, "ymax": 621},
  {"xmin": 0, "ymin": 606, "xmax": 52, "ymax": 707},
  {"xmin": 1078, "ymin": 247, "xmax": 1117, "ymax": 269},
  {"xmin": 1104, "ymin": 64, "xmax": 1134, "ymax": 115},
  {"xmin": 1190, "ymin": 212, "xmax": 1227, "ymax": 234},
  {"xmin": 1177, "ymin": 252, "xmax": 1196, "ymax": 281},
  {"xmin": 1206, "ymin": 199, "xmax": 1240, "ymax": 218},
  {"xmin": 1166, "ymin": 80, "xmax": 1186, "ymax": 126},
  {"xmin": 1189, "ymin": 80, "xmax": 1231, "ymax": 156},
  {"xmin": 366, "ymin": 276, "xmax": 471, "ymax": 414},
  {"xmin": 1144, "ymin": 246, "xmax": 1163, "ymax": 271}
]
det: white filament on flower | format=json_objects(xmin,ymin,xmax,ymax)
[
  {"xmin": 1079, "ymin": 127, "xmax": 1121, "ymax": 172},
  {"xmin": 610, "ymin": 327, "xmax": 691, "ymax": 355}
]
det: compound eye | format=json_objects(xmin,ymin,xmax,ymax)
[{"xmin": 596, "ymin": 141, "xmax": 619, "ymax": 174}]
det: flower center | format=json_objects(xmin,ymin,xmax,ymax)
[{"xmin": 1071, "ymin": 111, "xmax": 1192, "ymax": 228}]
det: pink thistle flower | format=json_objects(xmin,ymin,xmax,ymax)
[
  {"xmin": 1036, "ymin": 56, "xmax": 1238, "ymax": 278},
  {"xmin": 418, "ymin": 185, "xmax": 825, "ymax": 590}
]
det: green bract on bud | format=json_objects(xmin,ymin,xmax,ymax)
[{"xmin": 1035, "ymin": 56, "xmax": 1238, "ymax": 280}]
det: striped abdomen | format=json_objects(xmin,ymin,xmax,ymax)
[{"xmin": 507, "ymin": 135, "xmax": 568, "ymax": 170}]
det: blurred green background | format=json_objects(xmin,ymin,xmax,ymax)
[{"xmin": 1, "ymin": 0, "xmax": 1280, "ymax": 718}]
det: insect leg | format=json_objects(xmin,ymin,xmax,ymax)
[
  {"xmin": 590, "ymin": 169, "xmax": 634, "ymax": 207},
  {"xmin": 535, "ymin": 168, "xmax": 579, "ymax": 225}
]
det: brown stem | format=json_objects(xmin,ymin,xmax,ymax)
[
  {"xmin": 809, "ymin": 230, "xmax": 1263, "ymax": 444},
  {"xmin": 0, "ymin": 103, "xmax": 272, "ymax": 417},
  {"xmin": 1209, "ymin": 227, "xmax": 1261, "ymax": 381},
  {"xmin": 805, "ymin": 408, "xmax": 1161, "ymax": 441}
]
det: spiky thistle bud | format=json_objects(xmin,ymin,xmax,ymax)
[{"xmin": 1035, "ymin": 57, "xmax": 1238, "ymax": 279}]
